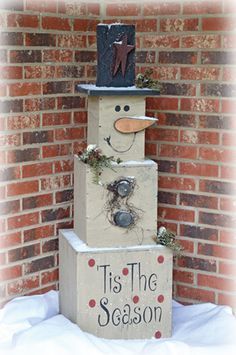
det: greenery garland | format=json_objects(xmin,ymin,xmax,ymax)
[{"xmin": 78, "ymin": 145, "xmax": 121, "ymax": 184}]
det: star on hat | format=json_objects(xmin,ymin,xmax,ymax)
[{"xmin": 112, "ymin": 35, "xmax": 135, "ymax": 77}]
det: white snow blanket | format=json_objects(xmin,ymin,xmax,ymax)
[{"xmin": 0, "ymin": 291, "xmax": 236, "ymax": 355}]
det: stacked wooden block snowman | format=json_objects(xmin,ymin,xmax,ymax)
[{"xmin": 59, "ymin": 24, "xmax": 172, "ymax": 339}]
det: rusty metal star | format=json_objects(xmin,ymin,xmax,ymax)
[{"xmin": 112, "ymin": 35, "xmax": 135, "ymax": 77}]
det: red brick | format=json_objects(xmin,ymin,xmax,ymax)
[
  {"xmin": 7, "ymin": 180, "xmax": 39, "ymax": 197},
  {"xmin": 42, "ymin": 16, "xmax": 71, "ymax": 31},
  {"xmin": 7, "ymin": 114, "xmax": 40, "ymax": 130},
  {"xmin": 7, "ymin": 212, "xmax": 39, "ymax": 230},
  {"xmin": 198, "ymin": 274, "xmax": 236, "ymax": 292},
  {"xmin": 42, "ymin": 112, "xmax": 71, "ymax": 126},
  {"xmin": 180, "ymin": 130, "xmax": 219, "ymax": 145},
  {"xmin": 183, "ymin": 1, "xmax": 222, "ymax": 14},
  {"xmin": 43, "ymin": 81, "xmax": 72, "ymax": 95},
  {"xmin": 222, "ymin": 99, "xmax": 236, "ymax": 114},
  {"xmin": 0, "ymin": 265, "xmax": 22, "ymax": 282},
  {"xmin": 146, "ymin": 97, "xmax": 178, "ymax": 111},
  {"xmin": 41, "ymin": 175, "xmax": 71, "ymax": 191},
  {"xmin": 143, "ymin": 35, "xmax": 180, "ymax": 49},
  {"xmin": 9, "ymin": 83, "xmax": 41, "ymax": 96},
  {"xmin": 7, "ymin": 14, "xmax": 39, "ymax": 28},
  {"xmin": 22, "ymin": 162, "xmax": 53, "ymax": 178},
  {"xmin": 23, "ymin": 130, "xmax": 54, "ymax": 145},
  {"xmin": 41, "ymin": 269, "xmax": 58, "ymax": 285},
  {"xmin": 143, "ymin": 66, "xmax": 178, "ymax": 81},
  {"xmin": 0, "ymin": 252, "xmax": 6, "ymax": 265},
  {"xmin": 8, "ymin": 244, "xmax": 40, "ymax": 262},
  {"xmin": 73, "ymin": 112, "xmax": 87, "ymax": 125},
  {"xmin": 199, "ymin": 211, "xmax": 235, "ymax": 228},
  {"xmin": 57, "ymin": 0, "xmax": 84, "ymax": 14},
  {"xmin": 218, "ymin": 293, "xmax": 236, "ymax": 309},
  {"xmin": 143, "ymin": 3, "xmax": 181, "ymax": 15},
  {"xmin": 221, "ymin": 165, "xmax": 236, "ymax": 179},
  {"xmin": 176, "ymin": 285, "xmax": 215, "ymax": 303},
  {"xmin": 0, "ymin": 66, "xmax": 22, "ymax": 79},
  {"xmin": 24, "ymin": 98, "xmax": 55, "ymax": 112},
  {"xmin": 160, "ymin": 18, "xmax": 199, "ymax": 32},
  {"xmin": 0, "ymin": 219, "xmax": 6, "ymax": 234},
  {"xmin": 159, "ymin": 176, "xmax": 195, "ymax": 191},
  {"xmin": 180, "ymin": 67, "xmax": 220, "ymax": 81},
  {"xmin": 219, "ymin": 261, "xmax": 236, "ymax": 276},
  {"xmin": 54, "ymin": 159, "xmax": 73, "ymax": 173},
  {"xmin": 182, "ymin": 35, "xmax": 221, "ymax": 49},
  {"xmin": 173, "ymin": 269, "xmax": 194, "ymax": 284},
  {"xmin": 25, "ymin": 0, "xmax": 57, "ymax": 13},
  {"xmin": 222, "ymin": 132, "xmax": 236, "ymax": 146},
  {"xmin": 42, "ymin": 238, "xmax": 58, "ymax": 252},
  {"xmin": 106, "ymin": 4, "xmax": 140, "ymax": 16},
  {"xmin": 24, "ymin": 224, "xmax": 54, "ymax": 242},
  {"xmin": 220, "ymin": 230, "xmax": 236, "ymax": 245},
  {"xmin": 145, "ymin": 142, "xmax": 157, "ymax": 156},
  {"xmin": 180, "ymin": 193, "xmax": 218, "ymax": 209},
  {"xmin": 74, "ymin": 18, "xmax": 99, "ymax": 32},
  {"xmin": 58, "ymin": 34, "xmax": 86, "ymax": 48},
  {"xmin": 181, "ymin": 98, "xmax": 220, "ymax": 113},
  {"xmin": 199, "ymin": 147, "xmax": 235, "ymax": 163},
  {"xmin": 180, "ymin": 162, "xmax": 218, "ymax": 177},
  {"xmin": 55, "ymin": 127, "xmax": 85, "ymax": 141},
  {"xmin": 223, "ymin": 67, "xmax": 236, "ymax": 81},
  {"xmin": 43, "ymin": 49, "xmax": 73, "ymax": 63},
  {"xmin": 8, "ymin": 276, "xmax": 40, "ymax": 296},
  {"xmin": 198, "ymin": 243, "xmax": 236, "ymax": 260},
  {"xmin": 23, "ymin": 193, "xmax": 53, "ymax": 210},
  {"xmin": 25, "ymin": 33, "xmax": 56, "ymax": 47},
  {"xmin": 179, "ymin": 239, "xmax": 194, "ymax": 253},
  {"xmin": 7, "ymin": 148, "xmax": 40, "ymax": 164},
  {"xmin": 0, "ymin": 133, "xmax": 21, "ymax": 147},
  {"xmin": 0, "ymin": 200, "xmax": 20, "ymax": 215},
  {"xmin": 0, "ymin": 232, "xmax": 21, "ymax": 248},
  {"xmin": 42, "ymin": 144, "xmax": 71, "ymax": 158},
  {"xmin": 203, "ymin": 17, "xmax": 236, "ymax": 31},
  {"xmin": 0, "ymin": 83, "xmax": 7, "ymax": 96},
  {"xmin": 220, "ymin": 197, "xmax": 236, "ymax": 211},
  {"xmin": 146, "ymin": 127, "xmax": 178, "ymax": 142},
  {"xmin": 41, "ymin": 206, "xmax": 70, "ymax": 222},
  {"xmin": 87, "ymin": 2, "xmax": 100, "ymax": 16},
  {"xmin": 158, "ymin": 206, "xmax": 195, "ymax": 222},
  {"xmin": 159, "ymin": 144, "xmax": 197, "ymax": 159}
]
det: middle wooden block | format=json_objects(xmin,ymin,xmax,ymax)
[{"xmin": 74, "ymin": 157, "xmax": 157, "ymax": 248}]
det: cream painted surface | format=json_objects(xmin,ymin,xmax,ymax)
[
  {"xmin": 87, "ymin": 96, "xmax": 146, "ymax": 160},
  {"xmin": 59, "ymin": 230, "xmax": 172, "ymax": 339},
  {"xmin": 74, "ymin": 157, "xmax": 158, "ymax": 248}
]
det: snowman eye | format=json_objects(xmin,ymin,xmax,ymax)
[
  {"xmin": 115, "ymin": 105, "xmax": 121, "ymax": 112},
  {"xmin": 124, "ymin": 105, "xmax": 130, "ymax": 112}
]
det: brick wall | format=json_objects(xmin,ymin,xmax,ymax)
[{"xmin": 0, "ymin": 0, "xmax": 236, "ymax": 310}]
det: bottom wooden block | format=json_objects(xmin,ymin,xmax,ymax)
[{"xmin": 59, "ymin": 230, "xmax": 173, "ymax": 340}]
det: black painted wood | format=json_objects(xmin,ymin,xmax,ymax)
[{"xmin": 96, "ymin": 24, "xmax": 135, "ymax": 87}]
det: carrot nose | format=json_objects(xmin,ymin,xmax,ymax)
[{"xmin": 114, "ymin": 116, "xmax": 158, "ymax": 134}]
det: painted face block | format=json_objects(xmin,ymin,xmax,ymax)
[{"xmin": 87, "ymin": 96, "xmax": 156, "ymax": 161}]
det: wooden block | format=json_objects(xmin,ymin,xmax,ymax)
[
  {"xmin": 87, "ymin": 96, "xmax": 147, "ymax": 161},
  {"xmin": 74, "ymin": 157, "xmax": 157, "ymax": 248},
  {"xmin": 96, "ymin": 24, "xmax": 135, "ymax": 87},
  {"xmin": 59, "ymin": 230, "xmax": 173, "ymax": 339}
]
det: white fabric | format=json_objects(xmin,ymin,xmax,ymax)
[{"xmin": 0, "ymin": 291, "xmax": 236, "ymax": 355}]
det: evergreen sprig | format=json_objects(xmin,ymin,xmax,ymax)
[
  {"xmin": 135, "ymin": 69, "xmax": 161, "ymax": 90},
  {"xmin": 155, "ymin": 226, "xmax": 183, "ymax": 254},
  {"xmin": 78, "ymin": 145, "xmax": 121, "ymax": 184}
]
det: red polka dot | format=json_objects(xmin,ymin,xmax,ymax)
[
  {"xmin": 132, "ymin": 295, "xmax": 139, "ymax": 304},
  {"xmin": 122, "ymin": 267, "xmax": 129, "ymax": 275},
  {"xmin": 89, "ymin": 299, "xmax": 96, "ymax": 308},
  {"xmin": 157, "ymin": 295, "xmax": 164, "ymax": 303},
  {"xmin": 88, "ymin": 259, "xmax": 95, "ymax": 267},
  {"xmin": 155, "ymin": 331, "xmax": 162, "ymax": 339},
  {"xmin": 157, "ymin": 255, "xmax": 164, "ymax": 264}
]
